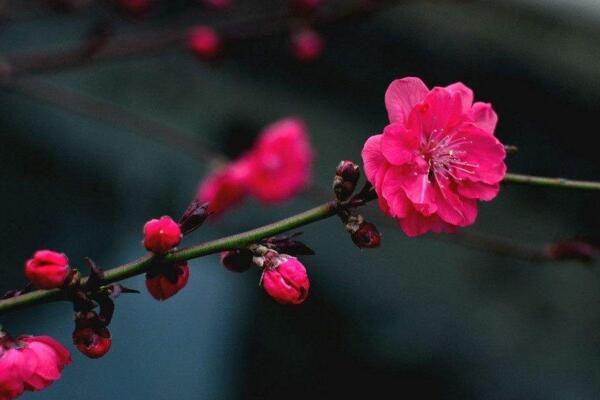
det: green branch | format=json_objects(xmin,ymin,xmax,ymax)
[
  {"xmin": 0, "ymin": 201, "xmax": 338, "ymax": 315},
  {"xmin": 504, "ymin": 173, "xmax": 600, "ymax": 191}
]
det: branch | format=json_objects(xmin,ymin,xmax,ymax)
[
  {"xmin": 0, "ymin": 201, "xmax": 338, "ymax": 315},
  {"xmin": 503, "ymin": 173, "xmax": 600, "ymax": 191}
]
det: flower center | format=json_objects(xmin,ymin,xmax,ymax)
[{"xmin": 421, "ymin": 128, "xmax": 478, "ymax": 184}]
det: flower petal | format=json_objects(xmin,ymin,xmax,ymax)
[
  {"xmin": 445, "ymin": 82, "xmax": 473, "ymax": 110},
  {"xmin": 385, "ymin": 77, "xmax": 429, "ymax": 124},
  {"xmin": 455, "ymin": 124, "xmax": 506, "ymax": 184},
  {"xmin": 457, "ymin": 181, "xmax": 500, "ymax": 201},
  {"xmin": 469, "ymin": 102, "xmax": 498, "ymax": 135},
  {"xmin": 361, "ymin": 134, "xmax": 384, "ymax": 185},
  {"xmin": 381, "ymin": 123, "xmax": 420, "ymax": 166},
  {"xmin": 420, "ymin": 87, "xmax": 465, "ymax": 134}
]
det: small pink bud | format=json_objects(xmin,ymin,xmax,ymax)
[
  {"xmin": 351, "ymin": 222, "xmax": 381, "ymax": 248},
  {"xmin": 145, "ymin": 262, "xmax": 189, "ymax": 301},
  {"xmin": 292, "ymin": 28, "xmax": 324, "ymax": 63},
  {"xmin": 333, "ymin": 160, "xmax": 360, "ymax": 201},
  {"xmin": 143, "ymin": 216, "xmax": 182, "ymax": 255},
  {"xmin": 220, "ymin": 249, "xmax": 254, "ymax": 273},
  {"xmin": 24, "ymin": 250, "xmax": 70, "ymax": 289},
  {"xmin": 201, "ymin": 0, "xmax": 232, "ymax": 10},
  {"xmin": 188, "ymin": 26, "xmax": 221, "ymax": 61},
  {"xmin": 262, "ymin": 256, "xmax": 309, "ymax": 305}
]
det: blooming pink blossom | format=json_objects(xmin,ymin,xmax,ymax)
[
  {"xmin": 262, "ymin": 255, "xmax": 309, "ymax": 304},
  {"xmin": 197, "ymin": 158, "xmax": 252, "ymax": 215},
  {"xmin": 247, "ymin": 118, "xmax": 313, "ymax": 203},
  {"xmin": 24, "ymin": 250, "xmax": 70, "ymax": 290},
  {"xmin": 362, "ymin": 77, "xmax": 506, "ymax": 236},
  {"xmin": 292, "ymin": 29, "xmax": 324, "ymax": 63},
  {"xmin": 187, "ymin": 26, "xmax": 221, "ymax": 60},
  {"xmin": 143, "ymin": 216, "xmax": 182, "ymax": 255},
  {"xmin": 1, "ymin": 334, "xmax": 71, "ymax": 399}
]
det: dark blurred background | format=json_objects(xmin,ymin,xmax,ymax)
[{"xmin": 1, "ymin": 0, "xmax": 600, "ymax": 398}]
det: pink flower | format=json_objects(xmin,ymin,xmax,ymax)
[
  {"xmin": 262, "ymin": 255, "xmax": 309, "ymax": 304},
  {"xmin": 143, "ymin": 216, "xmax": 182, "ymax": 255},
  {"xmin": 362, "ymin": 77, "xmax": 506, "ymax": 236},
  {"xmin": 145, "ymin": 262, "xmax": 190, "ymax": 301},
  {"xmin": 1, "ymin": 334, "xmax": 71, "ymax": 399},
  {"xmin": 292, "ymin": 29, "xmax": 324, "ymax": 63},
  {"xmin": 197, "ymin": 158, "xmax": 252, "ymax": 215},
  {"xmin": 24, "ymin": 250, "xmax": 70, "ymax": 290},
  {"xmin": 247, "ymin": 118, "xmax": 313, "ymax": 203},
  {"xmin": 187, "ymin": 26, "xmax": 221, "ymax": 60}
]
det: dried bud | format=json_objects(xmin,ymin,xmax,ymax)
[
  {"xmin": 24, "ymin": 250, "xmax": 70, "ymax": 289},
  {"xmin": 179, "ymin": 200, "xmax": 209, "ymax": 235},
  {"xmin": 345, "ymin": 214, "xmax": 381, "ymax": 249},
  {"xmin": 333, "ymin": 160, "xmax": 360, "ymax": 201},
  {"xmin": 73, "ymin": 312, "xmax": 112, "ymax": 359},
  {"xmin": 292, "ymin": 28, "xmax": 324, "ymax": 63},
  {"xmin": 220, "ymin": 249, "xmax": 254, "ymax": 273},
  {"xmin": 262, "ymin": 255, "xmax": 309, "ymax": 305},
  {"xmin": 188, "ymin": 26, "xmax": 222, "ymax": 61},
  {"xmin": 145, "ymin": 262, "xmax": 190, "ymax": 301},
  {"xmin": 351, "ymin": 222, "xmax": 381, "ymax": 248},
  {"xmin": 143, "ymin": 216, "xmax": 182, "ymax": 255},
  {"xmin": 547, "ymin": 240, "xmax": 595, "ymax": 263}
]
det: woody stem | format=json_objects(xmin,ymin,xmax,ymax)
[{"xmin": 503, "ymin": 173, "xmax": 600, "ymax": 191}]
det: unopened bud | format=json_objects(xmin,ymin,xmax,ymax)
[
  {"xmin": 145, "ymin": 262, "xmax": 190, "ymax": 301},
  {"xmin": 179, "ymin": 199, "xmax": 209, "ymax": 235},
  {"xmin": 72, "ymin": 311, "xmax": 112, "ymax": 359},
  {"xmin": 333, "ymin": 160, "xmax": 360, "ymax": 201},
  {"xmin": 143, "ymin": 216, "xmax": 182, "ymax": 255},
  {"xmin": 24, "ymin": 250, "xmax": 70, "ymax": 289},
  {"xmin": 220, "ymin": 249, "xmax": 254, "ymax": 273},
  {"xmin": 345, "ymin": 215, "xmax": 381, "ymax": 249},
  {"xmin": 262, "ymin": 255, "xmax": 309, "ymax": 305}
]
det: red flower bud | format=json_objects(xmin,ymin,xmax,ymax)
[
  {"xmin": 24, "ymin": 250, "xmax": 70, "ymax": 289},
  {"xmin": 220, "ymin": 249, "xmax": 254, "ymax": 272},
  {"xmin": 143, "ymin": 216, "xmax": 182, "ymax": 255},
  {"xmin": 188, "ymin": 26, "xmax": 221, "ymax": 61},
  {"xmin": 292, "ymin": 28, "xmax": 324, "ymax": 63},
  {"xmin": 145, "ymin": 262, "xmax": 189, "ymax": 301},
  {"xmin": 262, "ymin": 256, "xmax": 309, "ymax": 304},
  {"xmin": 351, "ymin": 222, "xmax": 381, "ymax": 248},
  {"xmin": 72, "ymin": 312, "xmax": 112, "ymax": 359},
  {"xmin": 333, "ymin": 160, "xmax": 360, "ymax": 201}
]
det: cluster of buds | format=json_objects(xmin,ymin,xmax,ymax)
[
  {"xmin": 332, "ymin": 160, "xmax": 381, "ymax": 249},
  {"xmin": 220, "ymin": 234, "xmax": 313, "ymax": 304},
  {"xmin": 142, "ymin": 200, "xmax": 208, "ymax": 301},
  {"xmin": 69, "ymin": 259, "xmax": 138, "ymax": 359}
]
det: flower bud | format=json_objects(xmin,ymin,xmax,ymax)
[
  {"xmin": 143, "ymin": 216, "xmax": 182, "ymax": 255},
  {"xmin": 547, "ymin": 240, "xmax": 595, "ymax": 263},
  {"xmin": 350, "ymin": 222, "xmax": 381, "ymax": 248},
  {"xmin": 292, "ymin": 28, "xmax": 324, "ymax": 63},
  {"xmin": 262, "ymin": 255, "xmax": 309, "ymax": 304},
  {"xmin": 72, "ymin": 312, "xmax": 112, "ymax": 359},
  {"xmin": 333, "ymin": 160, "xmax": 360, "ymax": 201},
  {"xmin": 24, "ymin": 250, "xmax": 70, "ymax": 289},
  {"xmin": 179, "ymin": 199, "xmax": 209, "ymax": 235},
  {"xmin": 188, "ymin": 26, "xmax": 221, "ymax": 61},
  {"xmin": 145, "ymin": 262, "xmax": 189, "ymax": 301},
  {"xmin": 220, "ymin": 249, "xmax": 254, "ymax": 273}
]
